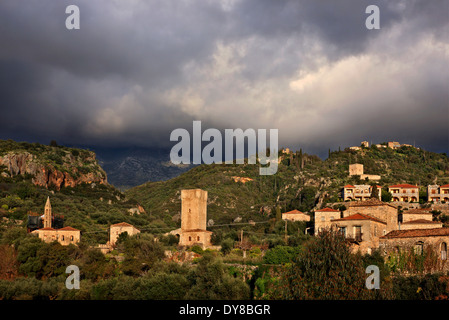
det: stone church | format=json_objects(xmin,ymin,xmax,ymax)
[{"xmin": 31, "ymin": 197, "xmax": 81, "ymax": 246}]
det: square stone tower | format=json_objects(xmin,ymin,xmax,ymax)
[
  {"xmin": 178, "ymin": 189, "xmax": 212, "ymax": 248},
  {"xmin": 181, "ymin": 189, "xmax": 208, "ymax": 231},
  {"xmin": 349, "ymin": 163, "xmax": 364, "ymax": 176}
]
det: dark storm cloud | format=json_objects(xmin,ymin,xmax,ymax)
[{"xmin": 0, "ymin": 0, "xmax": 447, "ymax": 154}]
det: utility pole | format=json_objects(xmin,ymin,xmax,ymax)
[{"xmin": 284, "ymin": 220, "xmax": 288, "ymax": 244}]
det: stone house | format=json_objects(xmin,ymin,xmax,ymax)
[
  {"xmin": 342, "ymin": 184, "xmax": 382, "ymax": 201},
  {"xmin": 331, "ymin": 213, "xmax": 387, "ymax": 254},
  {"xmin": 401, "ymin": 208, "xmax": 433, "ymax": 223},
  {"xmin": 109, "ymin": 222, "xmax": 141, "ymax": 246},
  {"xmin": 388, "ymin": 184, "xmax": 419, "ymax": 202},
  {"xmin": 282, "ymin": 209, "xmax": 311, "ymax": 222},
  {"xmin": 387, "ymin": 141, "xmax": 401, "ymax": 149},
  {"xmin": 314, "ymin": 207, "xmax": 341, "ymax": 235},
  {"xmin": 427, "ymin": 184, "xmax": 449, "ymax": 203},
  {"xmin": 344, "ymin": 198, "xmax": 398, "ymax": 233},
  {"xmin": 379, "ymin": 228, "xmax": 449, "ymax": 270},
  {"xmin": 400, "ymin": 219, "xmax": 443, "ymax": 230}
]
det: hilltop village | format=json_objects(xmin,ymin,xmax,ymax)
[
  {"xmin": 27, "ymin": 166, "xmax": 449, "ymax": 271},
  {"xmin": 24, "ymin": 140, "xmax": 449, "ymax": 267},
  {"xmin": 2, "ymin": 138, "xmax": 449, "ymax": 300}
]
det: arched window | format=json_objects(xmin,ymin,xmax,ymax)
[
  {"xmin": 188, "ymin": 236, "xmax": 192, "ymax": 241},
  {"xmin": 197, "ymin": 236, "xmax": 200, "ymax": 241},
  {"xmin": 441, "ymin": 242, "xmax": 447, "ymax": 260}
]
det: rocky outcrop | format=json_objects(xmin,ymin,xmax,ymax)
[{"xmin": 0, "ymin": 151, "xmax": 107, "ymax": 191}]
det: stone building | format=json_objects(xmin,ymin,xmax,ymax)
[
  {"xmin": 379, "ymin": 228, "xmax": 449, "ymax": 269},
  {"xmin": 388, "ymin": 184, "xmax": 419, "ymax": 202},
  {"xmin": 349, "ymin": 164, "xmax": 364, "ymax": 176},
  {"xmin": 171, "ymin": 189, "xmax": 213, "ymax": 249},
  {"xmin": 344, "ymin": 198, "xmax": 398, "ymax": 233},
  {"xmin": 314, "ymin": 207, "xmax": 341, "ymax": 235},
  {"xmin": 400, "ymin": 219, "xmax": 443, "ymax": 230},
  {"xmin": 331, "ymin": 213, "xmax": 387, "ymax": 254},
  {"xmin": 387, "ymin": 141, "xmax": 401, "ymax": 149},
  {"xmin": 43, "ymin": 196, "xmax": 52, "ymax": 228},
  {"xmin": 109, "ymin": 222, "xmax": 140, "ymax": 246},
  {"xmin": 282, "ymin": 209, "xmax": 310, "ymax": 222},
  {"xmin": 427, "ymin": 184, "xmax": 449, "ymax": 203},
  {"xmin": 401, "ymin": 208, "xmax": 433, "ymax": 223},
  {"xmin": 32, "ymin": 226, "xmax": 81, "ymax": 246},
  {"xmin": 348, "ymin": 164, "xmax": 381, "ymax": 181},
  {"xmin": 342, "ymin": 184, "xmax": 382, "ymax": 201},
  {"xmin": 31, "ymin": 197, "xmax": 80, "ymax": 246}
]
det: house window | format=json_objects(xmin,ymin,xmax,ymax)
[
  {"xmin": 339, "ymin": 227, "xmax": 346, "ymax": 237},
  {"xmin": 354, "ymin": 226, "xmax": 362, "ymax": 242},
  {"xmin": 414, "ymin": 241, "xmax": 424, "ymax": 255},
  {"xmin": 62, "ymin": 235, "xmax": 65, "ymax": 241},
  {"xmin": 441, "ymin": 242, "xmax": 447, "ymax": 260},
  {"xmin": 189, "ymin": 236, "xmax": 192, "ymax": 241},
  {"xmin": 70, "ymin": 236, "xmax": 74, "ymax": 241},
  {"xmin": 197, "ymin": 236, "xmax": 200, "ymax": 241}
]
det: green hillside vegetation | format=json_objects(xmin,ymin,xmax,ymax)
[
  {"xmin": 126, "ymin": 145, "xmax": 449, "ymax": 232},
  {"xmin": 0, "ymin": 139, "xmax": 105, "ymax": 179},
  {"xmin": 0, "ymin": 141, "xmax": 154, "ymax": 245},
  {"xmin": 0, "ymin": 140, "xmax": 449, "ymax": 300}
]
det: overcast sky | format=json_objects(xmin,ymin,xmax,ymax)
[{"xmin": 0, "ymin": 0, "xmax": 448, "ymax": 157}]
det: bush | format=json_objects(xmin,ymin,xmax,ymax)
[
  {"xmin": 263, "ymin": 246, "xmax": 301, "ymax": 264},
  {"xmin": 276, "ymin": 228, "xmax": 382, "ymax": 299}
]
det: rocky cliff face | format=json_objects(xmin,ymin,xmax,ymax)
[{"xmin": 0, "ymin": 151, "xmax": 108, "ymax": 191}]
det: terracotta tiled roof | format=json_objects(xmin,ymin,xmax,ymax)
[
  {"xmin": 402, "ymin": 209, "xmax": 432, "ymax": 215},
  {"xmin": 401, "ymin": 219, "xmax": 440, "ymax": 225},
  {"xmin": 39, "ymin": 227, "xmax": 55, "ymax": 231},
  {"xmin": 389, "ymin": 184, "xmax": 419, "ymax": 189},
  {"xmin": 440, "ymin": 184, "xmax": 449, "ymax": 188},
  {"xmin": 283, "ymin": 209, "xmax": 305, "ymax": 215},
  {"xmin": 344, "ymin": 185, "xmax": 355, "ymax": 188},
  {"xmin": 346, "ymin": 198, "xmax": 396, "ymax": 208},
  {"xmin": 59, "ymin": 226, "xmax": 80, "ymax": 231},
  {"xmin": 315, "ymin": 207, "xmax": 339, "ymax": 212},
  {"xmin": 381, "ymin": 228, "xmax": 449, "ymax": 239},
  {"xmin": 333, "ymin": 213, "xmax": 386, "ymax": 224},
  {"xmin": 111, "ymin": 222, "xmax": 135, "ymax": 228}
]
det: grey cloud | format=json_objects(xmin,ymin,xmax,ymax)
[{"xmin": 0, "ymin": 0, "xmax": 447, "ymax": 156}]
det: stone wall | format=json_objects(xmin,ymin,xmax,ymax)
[
  {"xmin": 181, "ymin": 189, "xmax": 208, "ymax": 231},
  {"xmin": 344, "ymin": 203, "xmax": 398, "ymax": 232}
]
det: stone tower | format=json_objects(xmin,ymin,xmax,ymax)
[
  {"xmin": 43, "ymin": 196, "xmax": 52, "ymax": 228},
  {"xmin": 181, "ymin": 189, "xmax": 208, "ymax": 231},
  {"xmin": 349, "ymin": 163, "xmax": 364, "ymax": 176},
  {"xmin": 177, "ymin": 189, "xmax": 212, "ymax": 248}
]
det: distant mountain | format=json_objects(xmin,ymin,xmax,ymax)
[
  {"xmin": 0, "ymin": 139, "xmax": 107, "ymax": 190},
  {"xmin": 93, "ymin": 146, "xmax": 195, "ymax": 190}
]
